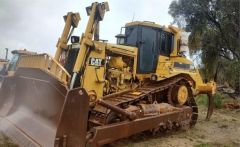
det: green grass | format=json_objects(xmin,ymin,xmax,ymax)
[
  {"xmin": 195, "ymin": 94, "xmax": 209, "ymax": 106},
  {"xmin": 195, "ymin": 93, "xmax": 227, "ymax": 109},
  {"xmin": 213, "ymin": 93, "xmax": 223, "ymax": 108}
]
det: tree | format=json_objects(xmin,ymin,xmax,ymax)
[{"xmin": 169, "ymin": 0, "xmax": 240, "ymax": 94}]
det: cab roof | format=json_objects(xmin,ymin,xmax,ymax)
[
  {"xmin": 125, "ymin": 21, "xmax": 182, "ymax": 34},
  {"xmin": 11, "ymin": 49, "xmax": 37, "ymax": 55}
]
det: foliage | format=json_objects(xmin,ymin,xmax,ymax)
[
  {"xmin": 213, "ymin": 93, "xmax": 223, "ymax": 109},
  {"xmin": 169, "ymin": 0, "xmax": 240, "ymax": 93},
  {"xmin": 195, "ymin": 93, "xmax": 224, "ymax": 109},
  {"xmin": 195, "ymin": 94, "xmax": 209, "ymax": 106},
  {"xmin": 0, "ymin": 133, "xmax": 18, "ymax": 147}
]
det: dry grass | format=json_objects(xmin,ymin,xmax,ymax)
[
  {"xmin": 0, "ymin": 133, "xmax": 18, "ymax": 147},
  {"xmin": 110, "ymin": 97, "xmax": 240, "ymax": 147}
]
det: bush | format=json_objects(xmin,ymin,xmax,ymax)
[
  {"xmin": 195, "ymin": 94, "xmax": 209, "ymax": 106},
  {"xmin": 195, "ymin": 93, "xmax": 223, "ymax": 109},
  {"xmin": 0, "ymin": 133, "xmax": 18, "ymax": 147},
  {"xmin": 213, "ymin": 93, "xmax": 223, "ymax": 109}
]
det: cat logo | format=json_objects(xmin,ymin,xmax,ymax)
[{"xmin": 89, "ymin": 57, "xmax": 105, "ymax": 67}]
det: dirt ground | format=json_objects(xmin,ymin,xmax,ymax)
[
  {"xmin": 110, "ymin": 105, "xmax": 240, "ymax": 147},
  {"xmin": 1, "ymin": 99, "xmax": 240, "ymax": 147}
]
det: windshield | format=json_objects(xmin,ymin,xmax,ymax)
[{"xmin": 125, "ymin": 26, "xmax": 139, "ymax": 46}]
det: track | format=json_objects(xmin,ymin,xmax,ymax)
[{"xmin": 89, "ymin": 75, "xmax": 199, "ymax": 129}]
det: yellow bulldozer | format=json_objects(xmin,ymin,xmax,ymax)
[
  {"xmin": 0, "ymin": 49, "xmax": 36, "ymax": 88},
  {"xmin": 0, "ymin": 49, "xmax": 37, "ymax": 76},
  {"xmin": 0, "ymin": 2, "xmax": 216, "ymax": 147},
  {"xmin": 0, "ymin": 48, "xmax": 9, "ymax": 74}
]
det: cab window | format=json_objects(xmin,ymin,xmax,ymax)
[
  {"xmin": 8, "ymin": 54, "xmax": 20, "ymax": 71},
  {"xmin": 159, "ymin": 31, "xmax": 174, "ymax": 56}
]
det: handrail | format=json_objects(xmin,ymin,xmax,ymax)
[{"xmin": 18, "ymin": 54, "xmax": 71, "ymax": 85}]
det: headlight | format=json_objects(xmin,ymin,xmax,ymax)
[{"xmin": 71, "ymin": 36, "xmax": 80, "ymax": 44}]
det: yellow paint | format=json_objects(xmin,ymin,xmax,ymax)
[
  {"xmin": 73, "ymin": 3, "xmax": 98, "ymax": 73},
  {"xmin": 156, "ymin": 55, "xmax": 172, "ymax": 77},
  {"xmin": 18, "ymin": 54, "xmax": 71, "ymax": 85},
  {"xmin": 177, "ymin": 85, "xmax": 188, "ymax": 105},
  {"xmin": 55, "ymin": 12, "xmax": 81, "ymax": 61},
  {"xmin": 0, "ymin": 61, "xmax": 8, "ymax": 66},
  {"xmin": 106, "ymin": 43, "xmax": 138, "ymax": 78},
  {"xmin": 131, "ymin": 92, "xmax": 142, "ymax": 95},
  {"xmin": 108, "ymin": 57, "xmax": 127, "ymax": 70},
  {"xmin": 197, "ymin": 81, "xmax": 216, "ymax": 95},
  {"xmin": 126, "ymin": 21, "xmax": 163, "ymax": 29},
  {"xmin": 82, "ymin": 42, "xmax": 106, "ymax": 98}
]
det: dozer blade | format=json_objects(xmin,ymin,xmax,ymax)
[
  {"xmin": 55, "ymin": 88, "xmax": 89, "ymax": 147},
  {"xmin": 0, "ymin": 68, "xmax": 89, "ymax": 147}
]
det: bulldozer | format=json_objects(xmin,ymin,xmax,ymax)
[
  {"xmin": 0, "ymin": 2, "xmax": 216, "ymax": 147},
  {"xmin": 0, "ymin": 49, "xmax": 37, "ymax": 76},
  {"xmin": 0, "ymin": 48, "xmax": 9, "ymax": 74},
  {"xmin": 0, "ymin": 49, "xmax": 36, "ymax": 88}
]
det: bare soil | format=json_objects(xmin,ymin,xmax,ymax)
[{"xmin": 1, "ymin": 101, "xmax": 240, "ymax": 147}]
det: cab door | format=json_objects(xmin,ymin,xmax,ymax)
[{"xmin": 137, "ymin": 27, "xmax": 158, "ymax": 73}]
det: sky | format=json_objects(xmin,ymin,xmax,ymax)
[{"xmin": 0, "ymin": 0, "xmax": 174, "ymax": 59}]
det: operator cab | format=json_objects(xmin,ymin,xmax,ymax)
[
  {"xmin": 116, "ymin": 21, "xmax": 174, "ymax": 74},
  {"xmin": 6, "ymin": 49, "xmax": 37, "ymax": 75}
]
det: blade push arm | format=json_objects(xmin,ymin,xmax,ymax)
[
  {"xmin": 70, "ymin": 2, "xmax": 109, "ymax": 89},
  {"xmin": 55, "ymin": 12, "xmax": 81, "ymax": 62}
]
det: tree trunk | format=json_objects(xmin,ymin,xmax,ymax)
[
  {"xmin": 235, "ymin": 75, "xmax": 240, "ymax": 95},
  {"xmin": 214, "ymin": 63, "xmax": 220, "ymax": 82}
]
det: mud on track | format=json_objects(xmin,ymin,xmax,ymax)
[{"xmin": 1, "ymin": 101, "xmax": 240, "ymax": 147}]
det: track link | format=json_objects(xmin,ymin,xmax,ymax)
[{"xmin": 89, "ymin": 75, "xmax": 198, "ymax": 129}]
